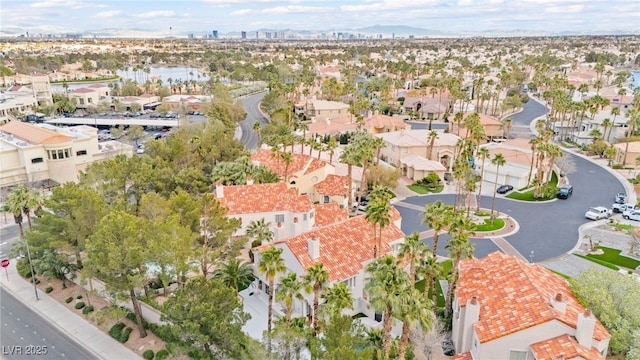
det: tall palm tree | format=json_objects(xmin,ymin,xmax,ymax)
[
  {"xmin": 365, "ymin": 198, "xmax": 391, "ymax": 259},
  {"xmin": 365, "ymin": 255, "xmax": 409, "ymax": 360},
  {"xmin": 422, "ymin": 200, "xmax": 451, "ymax": 259},
  {"xmin": 444, "ymin": 215, "xmax": 475, "ymax": 317},
  {"xmin": 502, "ymin": 117, "xmax": 513, "ymax": 139},
  {"xmin": 396, "ymin": 287, "xmax": 434, "ymax": 360},
  {"xmin": 600, "ymin": 118, "xmax": 613, "ymax": 143},
  {"xmin": 527, "ymin": 137, "xmax": 541, "ymax": 185},
  {"xmin": 320, "ymin": 282, "xmax": 353, "ymax": 319},
  {"xmin": 212, "ymin": 258, "xmax": 255, "ymax": 293},
  {"xmin": 253, "ymin": 121, "xmax": 262, "ymax": 146},
  {"xmin": 476, "ymin": 147, "xmax": 490, "ymax": 211},
  {"xmin": 258, "ymin": 247, "xmax": 286, "ymax": 350},
  {"xmin": 398, "ymin": 233, "xmax": 426, "ymax": 283},
  {"xmin": 365, "ymin": 328, "xmax": 383, "ymax": 360},
  {"xmin": 246, "ymin": 218, "xmax": 273, "ymax": 245},
  {"xmin": 325, "ymin": 136, "xmax": 339, "ymax": 164},
  {"xmin": 545, "ymin": 144, "xmax": 563, "ymax": 183},
  {"xmin": 276, "ymin": 272, "xmax": 306, "ymax": 327},
  {"xmin": 426, "ymin": 130, "xmax": 438, "ymax": 160},
  {"xmin": 5, "ymin": 186, "xmax": 28, "ymax": 238},
  {"xmin": 304, "ymin": 263, "xmax": 329, "ymax": 336},
  {"xmin": 417, "ymin": 254, "xmax": 442, "ymax": 307},
  {"xmin": 490, "ymin": 153, "xmax": 506, "ymax": 216},
  {"xmin": 340, "ymin": 144, "xmax": 361, "ymax": 211}
]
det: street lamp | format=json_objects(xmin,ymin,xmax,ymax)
[{"xmin": 24, "ymin": 237, "xmax": 39, "ymax": 300}]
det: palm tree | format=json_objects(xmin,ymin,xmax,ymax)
[
  {"xmin": 33, "ymin": 249, "xmax": 78, "ymax": 289},
  {"xmin": 5, "ymin": 186, "xmax": 28, "ymax": 238},
  {"xmin": 258, "ymin": 247, "xmax": 286, "ymax": 350},
  {"xmin": 253, "ymin": 121, "xmax": 262, "ymax": 145},
  {"xmin": 527, "ymin": 137, "xmax": 541, "ymax": 185},
  {"xmin": 365, "ymin": 328, "xmax": 383, "ymax": 360},
  {"xmin": 502, "ymin": 117, "xmax": 513, "ymax": 139},
  {"xmin": 426, "ymin": 130, "xmax": 438, "ymax": 160},
  {"xmin": 304, "ymin": 263, "xmax": 329, "ymax": 336},
  {"xmin": 444, "ymin": 215, "xmax": 475, "ymax": 317},
  {"xmin": 545, "ymin": 144, "xmax": 563, "ymax": 183},
  {"xmin": 212, "ymin": 258, "xmax": 255, "ymax": 293},
  {"xmin": 417, "ymin": 254, "xmax": 442, "ymax": 307},
  {"xmin": 490, "ymin": 153, "xmax": 506, "ymax": 216},
  {"xmin": 396, "ymin": 287, "xmax": 433, "ymax": 360},
  {"xmin": 476, "ymin": 147, "xmax": 490, "ymax": 211},
  {"xmin": 246, "ymin": 218, "xmax": 273, "ymax": 245},
  {"xmin": 365, "ymin": 198, "xmax": 391, "ymax": 259},
  {"xmin": 453, "ymin": 111, "xmax": 464, "ymax": 136},
  {"xmin": 276, "ymin": 272, "xmax": 306, "ymax": 327},
  {"xmin": 422, "ymin": 200, "xmax": 450, "ymax": 259},
  {"xmin": 325, "ymin": 136, "xmax": 338, "ymax": 164},
  {"xmin": 600, "ymin": 118, "xmax": 613, "ymax": 143},
  {"xmin": 341, "ymin": 144, "xmax": 361, "ymax": 211},
  {"xmin": 321, "ymin": 282, "xmax": 353, "ymax": 319},
  {"xmin": 365, "ymin": 255, "xmax": 409, "ymax": 360},
  {"xmin": 398, "ymin": 233, "xmax": 426, "ymax": 283}
]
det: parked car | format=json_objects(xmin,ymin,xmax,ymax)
[
  {"xmin": 496, "ymin": 185, "xmax": 513, "ymax": 194},
  {"xmin": 442, "ymin": 339, "xmax": 455, "ymax": 356},
  {"xmin": 585, "ymin": 206, "xmax": 612, "ymax": 220},
  {"xmin": 615, "ymin": 193, "xmax": 626, "ymax": 204},
  {"xmin": 556, "ymin": 184, "xmax": 573, "ymax": 199},
  {"xmin": 623, "ymin": 210, "xmax": 640, "ymax": 221},
  {"xmin": 612, "ymin": 203, "xmax": 636, "ymax": 213}
]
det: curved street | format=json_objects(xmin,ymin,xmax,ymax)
[
  {"xmin": 394, "ymin": 99, "xmax": 626, "ymax": 262},
  {"xmin": 238, "ymin": 92, "xmax": 268, "ymax": 150}
]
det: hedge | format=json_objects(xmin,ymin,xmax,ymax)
[
  {"xmin": 45, "ymin": 286, "xmax": 53, "ymax": 293},
  {"xmin": 143, "ymin": 349, "xmax": 155, "ymax": 360},
  {"xmin": 75, "ymin": 302, "xmax": 85, "ymax": 310},
  {"xmin": 65, "ymin": 297, "xmax": 73, "ymax": 303},
  {"xmin": 82, "ymin": 305, "xmax": 94, "ymax": 315},
  {"xmin": 155, "ymin": 349, "xmax": 169, "ymax": 360},
  {"xmin": 109, "ymin": 322, "xmax": 133, "ymax": 343}
]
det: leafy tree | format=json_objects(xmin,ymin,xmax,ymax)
[
  {"xmin": 197, "ymin": 194, "xmax": 242, "ymax": 276},
  {"xmin": 321, "ymin": 314, "xmax": 373, "ymax": 360},
  {"xmin": 33, "ymin": 249, "xmax": 78, "ymax": 289},
  {"xmin": 86, "ymin": 210, "xmax": 149, "ymax": 338},
  {"xmin": 213, "ymin": 258, "xmax": 255, "ymax": 293},
  {"xmin": 162, "ymin": 277, "xmax": 251, "ymax": 358},
  {"xmin": 570, "ymin": 268, "xmax": 640, "ymax": 356}
]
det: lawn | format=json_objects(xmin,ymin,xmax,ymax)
[
  {"xmin": 407, "ymin": 184, "xmax": 444, "ymax": 194},
  {"xmin": 586, "ymin": 246, "xmax": 640, "ymax": 270},
  {"xmin": 609, "ymin": 223, "xmax": 634, "ymax": 232},
  {"xmin": 506, "ymin": 172, "xmax": 559, "ymax": 201},
  {"xmin": 574, "ymin": 254, "xmax": 619, "ymax": 270},
  {"xmin": 475, "ymin": 218, "xmax": 505, "ymax": 232}
]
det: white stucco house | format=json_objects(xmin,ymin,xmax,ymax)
[{"xmin": 452, "ymin": 252, "xmax": 611, "ymax": 360}]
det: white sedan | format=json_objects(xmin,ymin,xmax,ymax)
[{"xmin": 623, "ymin": 210, "xmax": 640, "ymax": 221}]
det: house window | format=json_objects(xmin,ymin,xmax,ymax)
[
  {"xmin": 31, "ymin": 157, "xmax": 44, "ymax": 164},
  {"xmin": 509, "ymin": 350, "xmax": 528, "ymax": 360},
  {"xmin": 76, "ymin": 150, "xmax": 87, "ymax": 156},
  {"xmin": 391, "ymin": 145, "xmax": 396, "ymax": 152},
  {"xmin": 303, "ymin": 214, "xmax": 308, "ymax": 221},
  {"xmin": 323, "ymin": 195, "xmax": 330, "ymax": 203},
  {"xmin": 275, "ymin": 214, "xmax": 285, "ymax": 223},
  {"xmin": 341, "ymin": 276, "xmax": 356, "ymax": 289},
  {"xmin": 310, "ymin": 211, "xmax": 314, "ymax": 219}
]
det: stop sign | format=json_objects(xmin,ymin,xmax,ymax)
[{"xmin": 0, "ymin": 259, "xmax": 9, "ymax": 268}]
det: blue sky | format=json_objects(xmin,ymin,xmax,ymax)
[{"xmin": 1, "ymin": 0, "xmax": 639, "ymax": 36}]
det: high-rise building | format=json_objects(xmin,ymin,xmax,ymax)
[
  {"xmin": 241, "ymin": 31, "xmax": 246, "ymax": 39},
  {"xmin": 212, "ymin": 30, "xmax": 218, "ymax": 39},
  {"xmin": 188, "ymin": 33, "xmax": 194, "ymax": 39}
]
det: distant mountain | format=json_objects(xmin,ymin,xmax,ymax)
[{"xmin": 354, "ymin": 25, "xmax": 444, "ymax": 36}]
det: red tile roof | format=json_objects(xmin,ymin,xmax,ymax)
[
  {"xmin": 530, "ymin": 334, "xmax": 605, "ymax": 360},
  {"xmin": 365, "ymin": 114, "xmax": 410, "ymax": 130},
  {"xmin": 456, "ymin": 252, "xmax": 610, "ymax": 343},
  {"xmin": 454, "ymin": 352, "xmax": 472, "ymax": 360},
  {"xmin": 251, "ymin": 148, "xmax": 330, "ymax": 178},
  {"xmin": 313, "ymin": 203, "xmax": 348, "ymax": 227},
  {"xmin": 256, "ymin": 211, "xmax": 405, "ymax": 282},
  {"xmin": 1, "ymin": 121, "xmax": 72, "ymax": 145},
  {"xmin": 315, "ymin": 174, "xmax": 350, "ymax": 196},
  {"xmin": 215, "ymin": 183, "xmax": 313, "ymax": 214},
  {"xmin": 70, "ymin": 88, "xmax": 94, "ymax": 94}
]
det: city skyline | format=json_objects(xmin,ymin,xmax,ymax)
[{"xmin": 1, "ymin": 0, "xmax": 639, "ymax": 38}]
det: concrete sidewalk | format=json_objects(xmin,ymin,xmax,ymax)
[{"xmin": 0, "ymin": 259, "xmax": 141, "ymax": 359}]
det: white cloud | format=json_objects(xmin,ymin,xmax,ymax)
[
  {"xmin": 94, "ymin": 10, "xmax": 121, "ymax": 18},
  {"xmin": 135, "ymin": 10, "xmax": 176, "ymax": 19},
  {"xmin": 232, "ymin": 5, "xmax": 330, "ymax": 16},
  {"xmin": 29, "ymin": 0, "xmax": 88, "ymax": 9}
]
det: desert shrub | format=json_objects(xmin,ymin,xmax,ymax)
[
  {"xmin": 76, "ymin": 295, "xmax": 83, "ymax": 299},
  {"xmin": 16, "ymin": 258, "xmax": 33, "ymax": 278},
  {"xmin": 125, "ymin": 311, "xmax": 136, "ymax": 322},
  {"xmin": 120, "ymin": 327, "xmax": 132, "ymax": 343},
  {"xmin": 82, "ymin": 305, "xmax": 94, "ymax": 315},
  {"xmin": 143, "ymin": 349, "xmax": 155, "ymax": 360},
  {"xmin": 75, "ymin": 302, "xmax": 85, "ymax": 310},
  {"xmin": 155, "ymin": 349, "xmax": 169, "ymax": 360},
  {"xmin": 65, "ymin": 297, "xmax": 73, "ymax": 303},
  {"xmin": 45, "ymin": 286, "xmax": 53, "ymax": 293},
  {"xmin": 109, "ymin": 322, "xmax": 126, "ymax": 341}
]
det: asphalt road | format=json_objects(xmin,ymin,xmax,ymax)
[
  {"xmin": 238, "ymin": 92, "xmax": 268, "ymax": 150},
  {"xmin": 0, "ymin": 288, "xmax": 96, "ymax": 360},
  {"xmin": 394, "ymin": 99, "xmax": 626, "ymax": 262}
]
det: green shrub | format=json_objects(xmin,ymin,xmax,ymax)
[
  {"xmin": 120, "ymin": 327, "xmax": 132, "ymax": 343},
  {"xmin": 45, "ymin": 286, "xmax": 54, "ymax": 293},
  {"xmin": 16, "ymin": 258, "xmax": 33, "ymax": 278},
  {"xmin": 109, "ymin": 322, "xmax": 126, "ymax": 340},
  {"xmin": 65, "ymin": 297, "xmax": 73, "ymax": 303},
  {"xmin": 125, "ymin": 311, "xmax": 136, "ymax": 322},
  {"xmin": 155, "ymin": 349, "xmax": 169, "ymax": 360},
  {"xmin": 143, "ymin": 349, "xmax": 155, "ymax": 360},
  {"xmin": 75, "ymin": 302, "xmax": 85, "ymax": 310},
  {"xmin": 76, "ymin": 295, "xmax": 83, "ymax": 299},
  {"xmin": 31, "ymin": 277, "xmax": 40, "ymax": 285},
  {"xmin": 82, "ymin": 305, "xmax": 94, "ymax": 315}
]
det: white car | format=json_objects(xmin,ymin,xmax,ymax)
[
  {"xmin": 585, "ymin": 206, "xmax": 612, "ymax": 220},
  {"xmin": 623, "ymin": 210, "xmax": 640, "ymax": 221}
]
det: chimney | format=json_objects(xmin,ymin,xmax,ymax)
[
  {"xmin": 460, "ymin": 296, "xmax": 480, "ymax": 353},
  {"xmin": 308, "ymin": 238, "xmax": 320, "ymax": 260},
  {"xmin": 550, "ymin": 293, "xmax": 567, "ymax": 314},
  {"xmin": 576, "ymin": 309, "xmax": 596, "ymax": 349},
  {"xmin": 325, "ymin": 118, "xmax": 331, "ymax": 125},
  {"xmin": 311, "ymin": 116, "xmax": 316, "ymax": 123},
  {"xmin": 246, "ymin": 176, "xmax": 254, "ymax": 185},
  {"xmin": 215, "ymin": 182, "xmax": 224, "ymax": 198}
]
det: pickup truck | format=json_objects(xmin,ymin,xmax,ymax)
[
  {"xmin": 585, "ymin": 206, "xmax": 612, "ymax": 220},
  {"xmin": 612, "ymin": 203, "xmax": 636, "ymax": 213}
]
